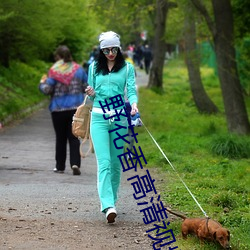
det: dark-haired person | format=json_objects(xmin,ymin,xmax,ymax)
[
  {"xmin": 143, "ymin": 44, "xmax": 153, "ymax": 74},
  {"xmin": 39, "ymin": 45, "xmax": 88, "ymax": 175},
  {"xmin": 85, "ymin": 31, "xmax": 138, "ymax": 223}
]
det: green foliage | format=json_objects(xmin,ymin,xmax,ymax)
[
  {"xmin": 165, "ymin": 1, "xmax": 184, "ymax": 44},
  {"xmin": 210, "ymin": 192, "xmax": 238, "ymax": 209},
  {"xmin": 92, "ymin": 0, "xmax": 156, "ymax": 46},
  {"xmin": 0, "ymin": 60, "xmax": 49, "ymax": 122},
  {"xmin": 0, "ymin": 0, "xmax": 100, "ymax": 66},
  {"xmin": 232, "ymin": 0, "xmax": 250, "ymax": 39},
  {"xmin": 236, "ymin": 37, "xmax": 250, "ymax": 95},
  {"xmin": 210, "ymin": 134, "xmax": 250, "ymax": 159},
  {"xmin": 136, "ymin": 58, "xmax": 250, "ymax": 249}
]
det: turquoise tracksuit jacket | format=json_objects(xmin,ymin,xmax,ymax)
[{"xmin": 87, "ymin": 62, "xmax": 138, "ymax": 108}]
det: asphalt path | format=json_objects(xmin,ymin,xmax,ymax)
[
  {"xmin": 0, "ymin": 101, "xmax": 146, "ymax": 222},
  {"xmin": 0, "ymin": 70, "xmax": 156, "ymax": 249}
]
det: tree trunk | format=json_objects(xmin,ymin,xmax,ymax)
[
  {"xmin": 191, "ymin": 0, "xmax": 250, "ymax": 134},
  {"xmin": 212, "ymin": 0, "xmax": 250, "ymax": 134},
  {"xmin": 184, "ymin": 4, "xmax": 218, "ymax": 114},
  {"xmin": 147, "ymin": 0, "xmax": 168, "ymax": 89}
]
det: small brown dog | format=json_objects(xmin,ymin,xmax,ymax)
[{"xmin": 165, "ymin": 207, "xmax": 231, "ymax": 249}]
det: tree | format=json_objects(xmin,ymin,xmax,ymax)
[
  {"xmin": 191, "ymin": 0, "xmax": 250, "ymax": 134},
  {"xmin": 184, "ymin": 1, "xmax": 218, "ymax": 114},
  {"xmin": 0, "ymin": 0, "xmax": 58, "ymax": 66},
  {"xmin": 148, "ymin": 0, "xmax": 177, "ymax": 89},
  {"xmin": 91, "ymin": 0, "xmax": 156, "ymax": 48},
  {"xmin": 0, "ymin": 0, "xmax": 98, "ymax": 66}
]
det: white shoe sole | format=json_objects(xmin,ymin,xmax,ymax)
[{"xmin": 106, "ymin": 208, "xmax": 117, "ymax": 223}]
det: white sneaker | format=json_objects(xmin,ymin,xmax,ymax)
[
  {"xmin": 105, "ymin": 207, "xmax": 117, "ymax": 223},
  {"xmin": 53, "ymin": 168, "xmax": 64, "ymax": 173}
]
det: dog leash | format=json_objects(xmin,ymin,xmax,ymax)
[{"xmin": 139, "ymin": 118, "xmax": 209, "ymax": 218}]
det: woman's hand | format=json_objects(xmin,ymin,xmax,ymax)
[
  {"xmin": 85, "ymin": 86, "xmax": 96, "ymax": 97},
  {"xmin": 40, "ymin": 74, "xmax": 47, "ymax": 83},
  {"xmin": 131, "ymin": 103, "xmax": 138, "ymax": 116}
]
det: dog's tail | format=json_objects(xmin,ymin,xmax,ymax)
[{"xmin": 165, "ymin": 207, "xmax": 187, "ymax": 220}]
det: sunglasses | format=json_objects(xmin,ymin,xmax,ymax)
[{"xmin": 102, "ymin": 47, "xmax": 119, "ymax": 55}]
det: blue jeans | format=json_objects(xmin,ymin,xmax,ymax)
[{"xmin": 90, "ymin": 111, "xmax": 128, "ymax": 212}]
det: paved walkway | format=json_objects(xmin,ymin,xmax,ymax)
[
  {"xmin": 0, "ymin": 70, "xmax": 152, "ymax": 249},
  {"xmin": 135, "ymin": 68, "xmax": 149, "ymax": 88}
]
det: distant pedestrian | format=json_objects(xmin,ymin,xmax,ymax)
[
  {"xmin": 123, "ymin": 51, "xmax": 136, "ymax": 76},
  {"xmin": 39, "ymin": 45, "xmax": 88, "ymax": 175},
  {"xmin": 86, "ymin": 46, "xmax": 99, "ymax": 71},
  {"xmin": 134, "ymin": 45, "xmax": 144, "ymax": 69},
  {"xmin": 85, "ymin": 31, "xmax": 138, "ymax": 223},
  {"xmin": 143, "ymin": 44, "xmax": 152, "ymax": 74}
]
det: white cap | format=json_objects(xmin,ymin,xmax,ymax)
[{"xmin": 99, "ymin": 31, "xmax": 121, "ymax": 49}]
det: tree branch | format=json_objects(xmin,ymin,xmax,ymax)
[{"xmin": 190, "ymin": 0, "xmax": 216, "ymax": 37}]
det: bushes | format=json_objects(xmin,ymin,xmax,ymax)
[{"xmin": 210, "ymin": 134, "xmax": 250, "ymax": 159}]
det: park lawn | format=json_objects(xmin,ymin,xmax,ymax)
[{"xmin": 136, "ymin": 58, "xmax": 250, "ymax": 250}]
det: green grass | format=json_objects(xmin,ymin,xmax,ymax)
[
  {"xmin": 136, "ymin": 58, "xmax": 250, "ymax": 250},
  {"xmin": 0, "ymin": 60, "xmax": 50, "ymax": 123}
]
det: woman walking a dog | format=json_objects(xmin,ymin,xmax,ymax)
[{"xmin": 85, "ymin": 31, "xmax": 138, "ymax": 223}]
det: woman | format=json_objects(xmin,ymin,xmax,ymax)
[
  {"xmin": 39, "ymin": 45, "xmax": 88, "ymax": 175},
  {"xmin": 86, "ymin": 31, "xmax": 138, "ymax": 223}
]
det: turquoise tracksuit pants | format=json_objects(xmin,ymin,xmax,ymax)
[{"xmin": 90, "ymin": 111, "xmax": 128, "ymax": 212}]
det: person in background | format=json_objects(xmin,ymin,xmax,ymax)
[
  {"xmin": 85, "ymin": 31, "xmax": 138, "ymax": 223},
  {"xmin": 84, "ymin": 46, "xmax": 100, "ymax": 72},
  {"xmin": 39, "ymin": 45, "xmax": 88, "ymax": 175},
  {"xmin": 134, "ymin": 44, "xmax": 144, "ymax": 69},
  {"xmin": 123, "ymin": 51, "xmax": 134, "ymax": 65},
  {"xmin": 123, "ymin": 51, "xmax": 136, "ymax": 76},
  {"xmin": 88, "ymin": 46, "xmax": 99, "ymax": 64},
  {"xmin": 143, "ymin": 44, "xmax": 153, "ymax": 74}
]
